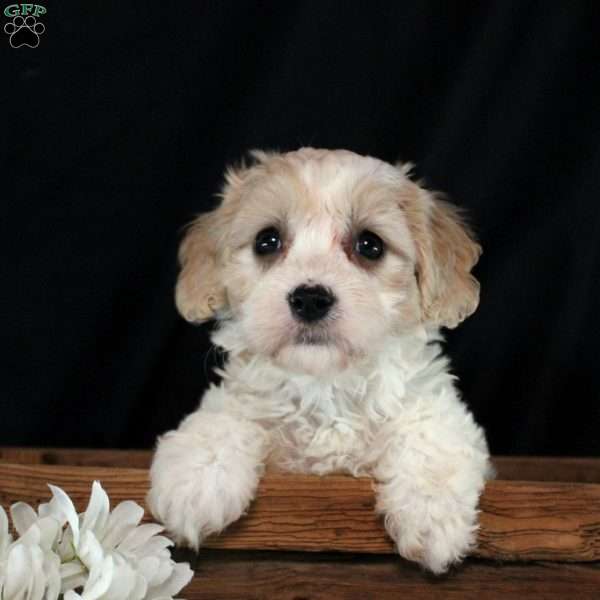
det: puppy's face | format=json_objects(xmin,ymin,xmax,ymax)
[{"xmin": 177, "ymin": 149, "xmax": 481, "ymax": 375}]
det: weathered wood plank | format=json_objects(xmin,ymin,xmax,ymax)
[
  {"xmin": 181, "ymin": 549, "xmax": 600, "ymax": 600},
  {"xmin": 2, "ymin": 448, "xmax": 599, "ymax": 483},
  {"xmin": 1, "ymin": 461, "xmax": 599, "ymax": 562},
  {"xmin": 0, "ymin": 447, "xmax": 152, "ymax": 469},
  {"xmin": 492, "ymin": 456, "xmax": 600, "ymax": 484},
  {"xmin": 0, "ymin": 463, "xmax": 152, "ymax": 519},
  {"xmin": 478, "ymin": 481, "xmax": 600, "ymax": 561}
]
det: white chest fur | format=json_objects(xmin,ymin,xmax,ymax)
[{"xmin": 203, "ymin": 323, "xmax": 458, "ymax": 475}]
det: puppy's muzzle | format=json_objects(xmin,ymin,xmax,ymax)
[{"xmin": 288, "ymin": 284, "xmax": 336, "ymax": 323}]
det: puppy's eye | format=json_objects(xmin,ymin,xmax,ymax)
[
  {"xmin": 355, "ymin": 230, "xmax": 385, "ymax": 260},
  {"xmin": 254, "ymin": 227, "xmax": 282, "ymax": 256}
]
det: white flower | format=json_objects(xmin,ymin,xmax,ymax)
[
  {"xmin": 0, "ymin": 504, "xmax": 61, "ymax": 600},
  {"xmin": 0, "ymin": 506, "xmax": 12, "ymax": 584},
  {"xmin": 1, "ymin": 481, "xmax": 193, "ymax": 600},
  {"xmin": 48, "ymin": 481, "xmax": 193, "ymax": 599}
]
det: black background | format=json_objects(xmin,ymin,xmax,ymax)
[{"xmin": 3, "ymin": 2, "xmax": 599, "ymax": 455}]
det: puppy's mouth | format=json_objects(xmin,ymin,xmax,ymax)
[
  {"xmin": 274, "ymin": 324, "xmax": 352, "ymax": 375},
  {"xmin": 294, "ymin": 327, "xmax": 331, "ymax": 346}
]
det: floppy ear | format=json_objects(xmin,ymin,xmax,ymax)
[
  {"xmin": 175, "ymin": 159, "xmax": 255, "ymax": 323},
  {"xmin": 411, "ymin": 191, "xmax": 482, "ymax": 329},
  {"xmin": 175, "ymin": 209, "xmax": 228, "ymax": 323}
]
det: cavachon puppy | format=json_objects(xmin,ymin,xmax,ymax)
[{"xmin": 148, "ymin": 148, "xmax": 493, "ymax": 573}]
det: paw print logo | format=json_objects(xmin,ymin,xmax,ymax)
[{"xmin": 4, "ymin": 15, "xmax": 45, "ymax": 48}]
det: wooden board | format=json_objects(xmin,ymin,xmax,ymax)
[
  {"xmin": 3, "ymin": 447, "xmax": 600, "ymax": 483},
  {"xmin": 181, "ymin": 549, "xmax": 600, "ymax": 600},
  {"xmin": 1, "ymin": 458, "xmax": 599, "ymax": 562}
]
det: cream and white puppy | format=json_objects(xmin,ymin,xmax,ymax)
[{"xmin": 148, "ymin": 148, "xmax": 492, "ymax": 573}]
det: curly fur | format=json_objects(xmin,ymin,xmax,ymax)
[{"xmin": 148, "ymin": 148, "xmax": 492, "ymax": 573}]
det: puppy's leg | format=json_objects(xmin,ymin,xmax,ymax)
[
  {"xmin": 148, "ymin": 406, "xmax": 269, "ymax": 549},
  {"xmin": 373, "ymin": 402, "xmax": 492, "ymax": 574}
]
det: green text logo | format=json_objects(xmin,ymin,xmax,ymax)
[{"xmin": 4, "ymin": 4, "xmax": 46, "ymax": 17}]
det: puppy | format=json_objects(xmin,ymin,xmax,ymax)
[{"xmin": 148, "ymin": 148, "xmax": 492, "ymax": 573}]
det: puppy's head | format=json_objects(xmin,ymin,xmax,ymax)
[{"xmin": 177, "ymin": 148, "xmax": 480, "ymax": 375}]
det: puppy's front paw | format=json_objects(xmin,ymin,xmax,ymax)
[
  {"xmin": 382, "ymin": 496, "xmax": 479, "ymax": 574},
  {"xmin": 147, "ymin": 412, "xmax": 267, "ymax": 549}
]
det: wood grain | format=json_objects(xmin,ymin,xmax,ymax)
[
  {"xmin": 0, "ymin": 463, "xmax": 151, "ymax": 520},
  {"xmin": 181, "ymin": 549, "xmax": 600, "ymax": 600},
  {"xmin": 0, "ymin": 447, "xmax": 152, "ymax": 469},
  {"xmin": 3, "ymin": 447, "xmax": 600, "ymax": 483},
  {"xmin": 492, "ymin": 456, "xmax": 600, "ymax": 484},
  {"xmin": 1, "ymin": 460, "xmax": 599, "ymax": 562},
  {"xmin": 478, "ymin": 481, "xmax": 600, "ymax": 561}
]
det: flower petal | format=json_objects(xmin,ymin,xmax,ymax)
[
  {"xmin": 10, "ymin": 502, "xmax": 38, "ymax": 537},
  {"xmin": 100, "ymin": 501, "xmax": 144, "ymax": 549},
  {"xmin": 56, "ymin": 525, "xmax": 75, "ymax": 562},
  {"xmin": 81, "ymin": 481, "xmax": 110, "ymax": 536},
  {"xmin": 48, "ymin": 485, "xmax": 80, "ymax": 547},
  {"xmin": 129, "ymin": 573, "xmax": 148, "ymax": 600},
  {"xmin": 78, "ymin": 530, "xmax": 105, "ymax": 571},
  {"xmin": 0, "ymin": 504, "xmax": 12, "ymax": 553},
  {"xmin": 80, "ymin": 554, "xmax": 114, "ymax": 600},
  {"xmin": 16, "ymin": 521, "xmax": 41, "ymax": 547},
  {"xmin": 43, "ymin": 551, "xmax": 62, "ymax": 600},
  {"xmin": 27, "ymin": 544, "xmax": 46, "ymax": 600},
  {"xmin": 117, "ymin": 523, "xmax": 164, "ymax": 554},
  {"xmin": 36, "ymin": 516, "xmax": 60, "ymax": 551},
  {"xmin": 38, "ymin": 497, "xmax": 68, "ymax": 527},
  {"xmin": 102, "ymin": 556, "xmax": 138, "ymax": 600},
  {"xmin": 136, "ymin": 556, "xmax": 160, "ymax": 581},
  {"xmin": 146, "ymin": 562, "xmax": 194, "ymax": 599},
  {"xmin": 4, "ymin": 543, "xmax": 32, "ymax": 598},
  {"xmin": 140, "ymin": 556, "xmax": 172, "ymax": 587},
  {"xmin": 59, "ymin": 562, "xmax": 88, "ymax": 593},
  {"xmin": 136, "ymin": 535, "xmax": 173, "ymax": 557}
]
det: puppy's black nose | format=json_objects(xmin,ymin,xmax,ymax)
[{"xmin": 288, "ymin": 285, "xmax": 336, "ymax": 323}]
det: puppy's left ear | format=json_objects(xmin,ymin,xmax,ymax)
[{"xmin": 411, "ymin": 191, "xmax": 482, "ymax": 329}]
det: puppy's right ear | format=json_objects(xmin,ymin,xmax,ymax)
[
  {"xmin": 175, "ymin": 160, "xmax": 255, "ymax": 323},
  {"xmin": 175, "ymin": 209, "xmax": 227, "ymax": 323}
]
